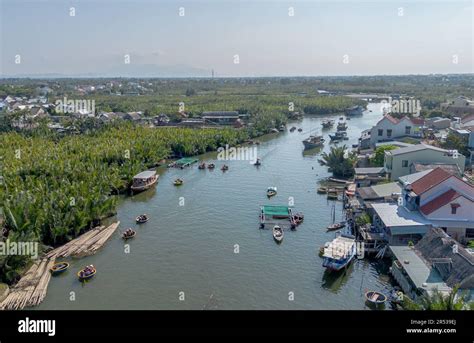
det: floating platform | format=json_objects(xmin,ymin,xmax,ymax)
[
  {"xmin": 170, "ymin": 157, "xmax": 199, "ymax": 168},
  {"xmin": 259, "ymin": 205, "xmax": 295, "ymax": 229}
]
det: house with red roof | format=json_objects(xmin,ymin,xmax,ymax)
[
  {"xmin": 360, "ymin": 114, "xmax": 423, "ymax": 148},
  {"xmin": 402, "ymin": 167, "xmax": 474, "ymax": 243}
]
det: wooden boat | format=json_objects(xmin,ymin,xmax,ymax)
[
  {"xmin": 77, "ymin": 265, "xmax": 96, "ymax": 281},
  {"xmin": 321, "ymin": 119, "xmax": 334, "ymax": 128},
  {"xmin": 198, "ymin": 162, "xmax": 206, "ymax": 169},
  {"xmin": 173, "ymin": 178, "xmax": 184, "ymax": 186},
  {"xmin": 337, "ymin": 121, "xmax": 348, "ymax": 131},
  {"xmin": 328, "ymin": 177, "xmax": 348, "ymax": 184},
  {"xmin": 207, "ymin": 163, "xmax": 215, "ymax": 169},
  {"xmin": 130, "ymin": 170, "xmax": 158, "ymax": 193},
  {"xmin": 317, "ymin": 187, "xmax": 327, "ymax": 194},
  {"xmin": 50, "ymin": 262, "xmax": 69, "ymax": 276},
  {"xmin": 254, "ymin": 158, "xmax": 261, "ymax": 166},
  {"xmin": 327, "ymin": 221, "xmax": 346, "ymax": 231},
  {"xmin": 327, "ymin": 193, "xmax": 338, "ymax": 200},
  {"xmin": 136, "ymin": 214, "xmax": 149, "ymax": 224},
  {"xmin": 329, "ymin": 131, "xmax": 348, "ymax": 141},
  {"xmin": 322, "ymin": 234, "xmax": 356, "ymax": 271},
  {"xmin": 346, "ymin": 105, "xmax": 365, "ymax": 116},
  {"xmin": 302, "ymin": 135, "xmax": 325, "ymax": 150},
  {"xmin": 272, "ymin": 225, "xmax": 284, "ymax": 243},
  {"xmin": 365, "ymin": 291, "xmax": 388, "ymax": 305},
  {"xmin": 122, "ymin": 229, "xmax": 136, "ymax": 240},
  {"xmin": 267, "ymin": 186, "xmax": 277, "ymax": 197},
  {"xmin": 221, "ymin": 165, "xmax": 229, "ymax": 171},
  {"xmin": 292, "ymin": 212, "xmax": 304, "ymax": 225}
]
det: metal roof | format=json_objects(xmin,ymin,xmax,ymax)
[
  {"xmin": 398, "ymin": 169, "xmax": 433, "ymax": 186},
  {"xmin": 371, "ymin": 182, "xmax": 402, "ymax": 197},
  {"xmin": 372, "ymin": 203, "xmax": 431, "ymax": 228},
  {"xmin": 386, "ymin": 144, "xmax": 448, "ymax": 156},
  {"xmin": 390, "ymin": 245, "xmax": 451, "ymax": 293},
  {"xmin": 354, "ymin": 167, "xmax": 385, "ymax": 175},
  {"xmin": 133, "ymin": 170, "xmax": 156, "ymax": 179}
]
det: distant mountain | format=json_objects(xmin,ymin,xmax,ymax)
[{"xmin": 0, "ymin": 64, "xmax": 212, "ymax": 78}]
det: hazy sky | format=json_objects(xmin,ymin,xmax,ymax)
[{"xmin": 1, "ymin": 0, "xmax": 473, "ymax": 77}]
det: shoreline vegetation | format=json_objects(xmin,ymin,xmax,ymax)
[
  {"xmin": 0, "ymin": 123, "xmax": 250, "ymax": 283},
  {"xmin": 0, "ymin": 82, "xmax": 366, "ymax": 285}
]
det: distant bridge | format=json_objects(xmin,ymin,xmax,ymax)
[{"xmin": 345, "ymin": 94, "xmax": 392, "ymax": 102}]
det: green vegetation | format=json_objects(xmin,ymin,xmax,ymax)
[
  {"xmin": 370, "ymin": 145, "xmax": 398, "ymax": 167},
  {"xmin": 355, "ymin": 213, "xmax": 371, "ymax": 226},
  {"xmin": 442, "ymin": 132, "xmax": 470, "ymax": 158},
  {"xmin": 318, "ymin": 145, "xmax": 356, "ymax": 178},
  {"xmin": 0, "ymin": 123, "xmax": 247, "ymax": 283},
  {"xmin": 401, "ymin": 285, "xmax": 472, "ymax": 310},
  {"xmin": 468, "ymin": 241, "xmax": 474, "ymax": 249}
]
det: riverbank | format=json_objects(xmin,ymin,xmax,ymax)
[{"xmin": 35, "ymin": 103, "xmax": 396, "ymax": 310}]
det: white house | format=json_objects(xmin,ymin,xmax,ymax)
[
  {"xmin": 384, "ymin": 144, "xmax": 466, "ymax": 181},
  {"xmin": 402, "ymin": 167, "xmax": 474, "ymax": 243},
  {"xmin": 360, "ymin": 114, "xmax": 423, "ymax": 148}
]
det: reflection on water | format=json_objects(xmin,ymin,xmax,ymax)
[
  {"xmin": 321, "ymin": 262, "xmax": 355, "ymax": 293},
  {"xmin": 37, "ymin": 103, "xmax": 397, "ymax": 310}
]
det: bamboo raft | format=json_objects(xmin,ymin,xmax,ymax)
[
  {"xmin": 0, "ymin": 222, "xmax": 120, "ymax": 310},
  {"xmin": 45, "ymin": 222, "xmax": 120, "ymax": 258}
]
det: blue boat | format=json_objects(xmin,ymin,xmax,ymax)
[{"xmin": 322, "ymin": 234, "xmax": 356, "ymax": 271}]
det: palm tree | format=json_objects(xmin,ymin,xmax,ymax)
[
  {"xmin": 318, "ymin": 145, "xmax": 356, "ymax": 178},
  {"xmin": 401, "ymin": 285, "xmax": 472, "ymax": 310}
]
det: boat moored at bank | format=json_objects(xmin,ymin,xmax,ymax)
[
  {"xmin": 322, "ymin": 234, "xmax": 356, "ymax": 271},
  {"xmin": 131, "ymin": 170, "xmax": 158, "ymax": 193}
]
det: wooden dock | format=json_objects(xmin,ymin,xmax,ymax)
[{"xmin": 0, "ymin": 222, "xmax": 120, "ymax": 310}]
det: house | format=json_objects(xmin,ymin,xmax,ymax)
[
  {"xmin": 468, "ymin": 127, "xmax": 474, "ymax": 165},
  {"xmin": 360, "ymin": 114, "xmax": 423, "ymax": 149},
  {"xmin": 410, "ymin": 162, "xmax": 463, "ymax": 177},
  {"xmin": 123, "ymin": 112, "xmax": 142, "ymax": 121},
  {"xmin": 154, "ymin": 114, "xmax": 170, "ymax": 126},
  {"xmin": 461, "ymin": 114, "xmax": 474, "ymax": 127},
  {"xmin": 402, "ymin": 168, "xmax": 474, "ymax": 243},
  {"xmin": 357, "ymin": 182, "xmax": 401, "ymax": 206},
  {"xmin": 441, "ymin": 96, "xmax": 474, "ymax": 115},
  {"xmin": 384, "ymin": 144, "xmax": 465, "ymax": 181},
  {"xmin": 178, "ymin": 118, "xmax": 205, "ymax": 127},
  {"xmin": 201, "ymin": 111, "xmax": 241, "ymax": 125},
  {"xmin": 390, "ymin": 228, "xmax": 474, "ymax": 300},
  {"xmin": 425, "ymin": 117, "xmax": 451, "ymax": 130},
  {"xmin": 97, "ymin": 112, "xmax": 123, "ymax": 122},
  {"xmin": 354, "ymin": 167, "xmax": 386, "ymax": 187},
  {"xmin": 371, "ymin": 203, "xmax": 432, "ymax": 245},
  {"xmin": 398, "ymin": 169, "xmax": 434, "ymax": 187}
]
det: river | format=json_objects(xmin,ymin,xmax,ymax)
[{"xmin": 37, "ymin": 102, "xmax": 396, "ymax": 310}]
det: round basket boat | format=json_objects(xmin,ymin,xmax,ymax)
[
  {"xmin": 50, "ymin": 262, "xmax": 69, "ymax": 276},
  {"xmin": 136, "ymin": 215, "xmax": 149, "ymax": 224},
  {"xmin": 365, "ymin": 291, "xmax": 387, "ymax": 305},
  {"xmin": 77, "ymin": 268, "xmax": 96, "ymax": 281},
  {"xmin": 122, "ymin": 230, "xmax": 136, "ymax": 240}
]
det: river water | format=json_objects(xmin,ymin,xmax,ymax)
[{"xmin": 37, "ymin": 102, "xmax": 396, "ymax": 310}]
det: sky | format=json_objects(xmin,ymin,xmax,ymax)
[{"xmin": 0, "ymin": 0, "xmax": 473, "ymax": 77}]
